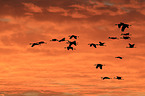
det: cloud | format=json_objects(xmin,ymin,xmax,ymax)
[
  {"xmin": 2, "ymin": 91, "xmax": 80, "ymax": 96},
  {"xmin": 0, "ymin": 18, "xmax": 10, "ymax": 22},
  {"xmin": 23, "ymin": 3, "xmax": 42, "ymax": 13}
]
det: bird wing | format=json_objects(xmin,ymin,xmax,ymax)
[
  {"xmin": 31, "ymin": 43, "xmax": 36, "ymax": 47},
  {"xmin": 93, "ymin": 44, "xmax": 96, "ymax": 48},
  {"xmin": 70, "ymin": 36, "xmax": 73, "ymax": 39},
  {"xmin": 118, "ymin": 24, "xmax": 122, "ymax": 28},
  {"xmin": 96, "ymin": 65, "xmax": 99, "ymax": 68},
  {"xmin": 121, "ymin": 26, "xmax": 126, "ymax": 32},
  {"xmin": 100, "ymin": 66, "xmax": 102, "ymax": 69}
]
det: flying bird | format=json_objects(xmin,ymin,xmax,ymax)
[
  {"xmin": 94, "ymin": 64, "xmax": 105, "ymax": 69},
  {"xmin": 66, "ymin": 40, "xmax": 77, "ymax": 46},
  {"xmin": 69, "ymin": 35, "xmax": 79, "ymax": 39},
  {"xmin": 38, "ymin": 41, "xmax": 47, "ymax": 44},
  {"xmin": 126, "ymin": 43, "xmax": 135, "ymax": 48},
  {"xmin": 115, "ymin": 22, "xmax": 131, "ymax": 32},
  {"xmin": 59, "ymin": 38, "xmax": 66, "ymax": 42},
  {"xmin": 115, "ymin": 56, "xmax": 123, "ymax": 59},
  {"xmin": 64, "ymin": 46, "xmax": 75, "ymax": 50},
  {"xmin": 120, "ymin": 36, "xmax": 131, "ymax": 40},
  {"xmin": 30, "ymin": 43, "xmax": 39, "ymax": 47},
  {"xmin": 114, "ymin": 76, "xmax": 124, "ymax": 80},
  {"xmin": 121, "ymin": 33, "xmax": 131, "ymax": 35},
  {"xmin": 121, "ymin": 23, "xmax": 131, "ymax": 32},
  {"xmin": 96, "ymin": 42, "xmax": 106, "ymax": 46},
  {"xmin": 88, "ymin": 43, "xmax": 97, "ymax": 48},
  {"xmin": 108, "ymin": 37, "xmax": 118, "ymax": 39},
  {"xmin": 101, "ymin": 77, "xmax": 111, "ymax": 80},
  {"xmin": 50, "ymin": 39, "xmax": 58, "ymax": 41}
]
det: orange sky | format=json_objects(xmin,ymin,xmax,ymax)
[{"xmin": 0, "ymin": 0, "xmax": 145, "ymax": 96}]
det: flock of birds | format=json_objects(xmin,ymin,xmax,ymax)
[
  {"xmin": 29, "ymin": 22, "xmax": 135, "ymax": 80},
  {"xmin": 94, "ymin": 22, "xmax": 135, "ymax": 80}
]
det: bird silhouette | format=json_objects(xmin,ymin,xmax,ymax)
[
  {"xmin": 59, "ymin": 38, "xmax": 66, "ymax": 42},
  {"xmin": 101, "ymin": 77, "xmax": 111, "ymax": 80},
  {"xmin": 126, "ymin": 43, "xmax": 135, "ymax": 48},
  {"xmin": 115, "ymin": 56, "xmax": 123, "ymax": 59},
  {"xmin": 115, "ymin": 22, "xmax": 131, "ymax": 32},
  {"xmin": 69, "ymin": 35, "xmax": 79, "ymax": 39},
  {"xmin": 38, "ymin": 41, "xmax": 47, "ymax": 44},
  {"xmin": 30, "ymin": 43, "xmax": 39, "ymax": 47},
  {"xmin": 94, "ymin": 64, "xmax": 105, "ymax": 69},
  {"xmin": 114, "ymin": 76, "xmax": 124, "ymax": 80},
  {"xmin": 120, "ymin": 36, "xmax": 131, "ymax": 40},
  {"xmin": 64, "ymin": 46, "xmax": 75, "ymax": 50},
  {"xmin": 121, "ymin": 24, "xmax": 131, "ymax": 32},
  {"xmin": 108, "ymin": 37, "xmax": 118, "ymax": 39},
  {"xmin": 121, "ymin": 33, "xmax": 131, "ymax": 35},
  {"xmin": 50, "ymin": 39, "xmax": 58, "ymax": 41},
  {"xmin": 96, "ymin": 42, "xmax": 106, "ymax": 46},
  {"xmin": 66, "ymin": 40, "xmax": 77, "ymax": 46},
  {"xmin": 88, "ymin": 43, "xmax": 97, "ymax": 48}
]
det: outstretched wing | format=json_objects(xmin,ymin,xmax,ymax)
[
  {"xmin": 31, "ymin": 43, "xmax": 35, "ymax": 47},
  {"xmin": 118, "ymin": 24, "xmax": 122, "ymax": 28},
  {"xmin": 93, "ymin": 44, "xmax": 96, "ymax": 48},
  {"xmin": 121, "ymin": 26, "xmax": 126, "ymax": 32},
  {"xmin": 100, "ymin": 66, "xmax": 102, "ymax": 69},
  {"xmin": 96, "ymin": 65, "xmax": 99, "ymax": 69}
]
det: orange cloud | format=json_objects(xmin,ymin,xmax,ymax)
[{"xmin": 23, "ymin": 3, "xmax": 42, "ymax": 13}]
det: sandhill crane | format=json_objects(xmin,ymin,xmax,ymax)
[
  {"xmin": 126, "ymin": 43, "xmax": 135, "ymax": 48},
  {"xmin": 96, "ymin": 42, "xmax": 106, "ymax": 46},
  {"xmin": 115, "ymin": 56, "xmax": 123, "ymax": 59},
  {"xmin": 114, "ymin": 76, "xmax": 124, "ymax": 80},
  {"xmin": 115, "ymin": 22, "xmax": 131, "ymax": 32},
  {"xmin": 30, "ymin": 43, "xmax": 39, "ymax": 47},
  {"xmin": 59, "ymin": 38, "xmax": 66, "ymax": 42},
  {"xmin": 120, "ymin": 36, "xmax": 131, "ymax": 40},
  {"xmin": 101, "ymin": 77, "xmax": 111, "ymax": 80},
  {"xmin": 38, "ymin": 41, "xmax": 47, "ymax": 44},
  {"xmin": 66, "ymin": 40, "xmax": 77, "ymax": 46},
  {"xmin": 88, "ymin": 43, "xmax": 97, "ymax": 48},
  {"xmin": 50, "ymin": 39, "xmax": 58, "ymax": 41},
  {"xmin": 121, "ymin": 33, "xmax": 131, "ymax": 35},
  {"xmin": 94, "ymin": 64, "xmax": 105, "ymax": 69},
  {"xmin": 108, "ymin": 37, "xmax": 118, "ymax": 39},
  {"xmin": 64, "ymin": 46, "xmax": 75, "ymax": 50},
  {"xmin": 121, "ymin": 24, "xmax": 131, "ymax": 32},
  {"xmin": 69, "ymin": 35, "xmax": 79, "ymax": 39}
]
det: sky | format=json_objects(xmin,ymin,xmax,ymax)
[{"xmin": 0, "ymin": 0, "xmax": 145, "ymax": 96}]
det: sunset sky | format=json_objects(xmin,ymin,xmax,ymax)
[{"xmin": 0, "ymin": 0, "xmax": 145, "ymax": 96}]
